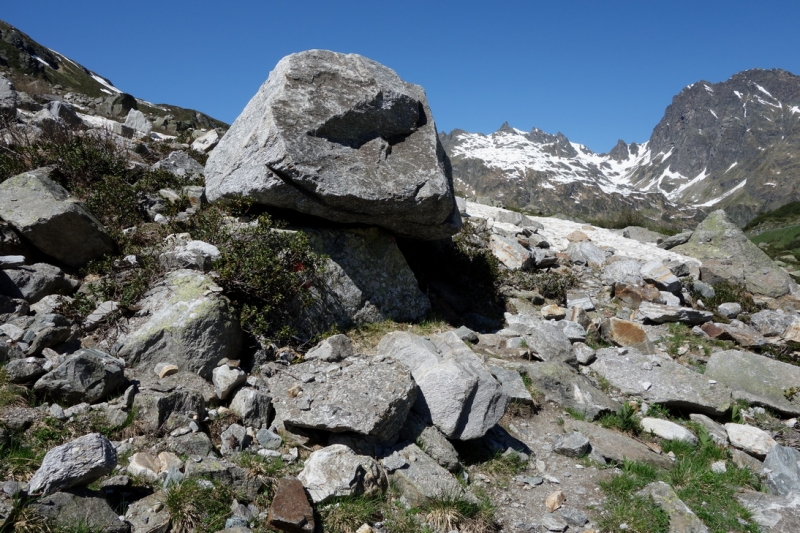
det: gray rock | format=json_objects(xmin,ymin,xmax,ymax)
[
  {"xmin": 705, "ymin": 350, "xmax": 800, "ymax": 416},
  {"xmin": 640, "ymin": 260, "xmax": 681, "ymax": 293},
  {"xmin": 573, "ymin": 342, "xmax": 596, "ymax": 365},
  {"xmin": 30, "ymin": 490, "xmax": 129, "ymax": 533},
  {"xmin": 638, "ymin": 301, "xmax": 713, "ymax": 325},
  {"xmin": 589, "ymin": 348, "xmax": 731, "ymax": 416},
  {"xmin": 159, "ymin": 236, "xmax": 220, "ymax": 272},
  {"xmin": 298, "ymin": 227, "xmax": 430, "ymax": 337},
  {"xmin": 659, "ymin": 290, "xmax": 681, "ymax": 306},
  {"xmin": 693, "ymin": 280, "xmax": 716, "ymax": 300},
  {"xmin": 600, "ymin": 317, "xmax": 656, "ymax": 354},
  {"xmin": 689, "ymin": 413, "xmax": 729, "ymax": 445},
  {"xmin": 503, "ymin": 360, "xmax": 618, "ymax": 420},
  {"xmin": 183, "ymin": 457, "xmax": 264, "ymax": 500},
  {"xmin": 389, "ymin": 443, "xmax": 474, "ymax": 507},
  {"xmin": 489, "ymin": 365, "xmax": 534, "ymax": 405},
  {"xmin": 673, "ymin": 210, "xmax": 794, "ymax": 298},
  {"xmin": 566, "ymin": 420, "xmax": 673, "ymax": 469},
  {"xmin": 298, "ymin": 444, "xmax": 384, "ymax": 504},
  {"xmin": 751, "ymin": 310, "xmax": 794, "ymax": 337},
  {"xmin": 24, "ymin": 312, "xmax": 72, "ymax": 356},
  {"xmin": 28, "ymin": 433, "xmax": 117, "ymax": 495},
  {"xmin": 213, "ymin": 365, "xmax": 246, "ymax": 400},
  {"xmin": 560, "ymin": 507, "xmax": 589, "ymax": 527},
  {"xmin": 124, "ymin": 491, "xmax": 170, "ymax": 533},
  {"xmin": 82, "ymin": 300, "xmax": 119, "ymax": 331},
  {"xmin": 0, "ymin": 256, "xmax": 24, "ymax": 268},
  {"xmin": 641, "ymin": 418, "xmax": 698, "ymax": 444},
  {"xmin": 489, "ymin": 234, "xmax": 534, "ymax": 270},
  {"xmin": 256, "ymin": 428, "xmax": 282, "ymax": 450},
  {"xmin": 134, "ymin": 389, "xmax": 207, "ymax": 434},
  {"xmin": 152, "ymin": 150, "xmax": 205, "ymax": 178},
  {"xmin": 718, "ymin": 302, "xmax": 742, "ymax": 319},
  {"xmin": 32, "ymin": 101, "xmax": 83, "ymax": 129},
  {"xmin": 658, "ymin": 231, "xmax": 693, "ymax": 250},
  {"xmin": 556, "ymin": 320, "xmax": 587, "ymax": 342},
  {"xmin": 269, "ymin": 355, "xmax": 416, "ymax": 441},
  {"xmin": 4, "ymin": 357, "xmax": 46, "ymax": 384},
  {"xmin": 505, "ymin": 314, "xmax": 575, "ymax": 364},
  {"xmin": 454, "ymin": 325, "xmax": 479, "ymax": 343},
  {"xmin": 378, "ymin": 331, "xmax": 508, "ymax": 440},
  {"xmin": 566, "ymin": 290, "xmax": 595, "ymax": 311},
  {"xmin": 115, "ymin": 270, "xmax": 241, "ymax": 380},
  {"xmin": 221, "ymin": 423, "xmax": 251, "ymax": 455},
  {"xmin": 763, "ymin": 444, "xmax": 800, "ymax": 496},
  {"xmin": 34, "ymin": 349, "xmax": 126, "ymax": 406},
  {"xmin": 398, "ymin": 411, "xmax": 462, "ymax": 472},
  {"xmin": 602, "ymin": 259, "xmax": 644, "ymax": 285},
  {"xmin": 565, "ymin": 241, "xmax": 606, "ymax": 267},
  {"xmin": 0, "ymin": 168, "xmax": 116, "ymax": 268},
  {"xmin": 0, "ymin": 74, "xmax": 16, "ymax": 120},
  {"xmin": 124, "ymin": 108, "xmax": 152, "ymax": 134},
  {"xmin": 206, "ymin": 50, "xmax": 460, "ymax": 240},
  {"xmin": 553, "ymin": 432, "xmax": 590, "ymax": 458},
  {"xmin": 304, "ymin": 334, "xmax": 354, "ymax": 362},
  {"xmin": 191, "ymin": 129, "xmax": 220, "ymax": 152},
  {"xmin": 737, "ymin": 490, "xmax": 800, "ymax": 533},
  {"xmin": 230, "ymin": 388, "xmax": 273, "ymax": 427},
  {"xmin": 725, "ymin": 423, "xmax": 778, "ymax": 458},
  {"xmin": 637, "ymin": 481, "xmax": 709, "ymax": 533},
  {"xmin": 0, "ymin": 262, "xmax": 77, "ymax": 303}
]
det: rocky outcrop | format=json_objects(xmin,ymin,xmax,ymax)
[
  {"xmin": 206, "ymin": 50, "xmax": 460, "ymax": 240},
  {"xmin": 0, "ymin": 168, "xmax": 116, "ymax": 268},
  {"xmin": 33, "ymin": 349, "xmax": 126, "ymax": 405}
]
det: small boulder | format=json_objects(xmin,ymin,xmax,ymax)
[
  {"xmin": 297, "ymin": 444, "xmax": 384, "ymax": 504},
  {"xmin": 268, "ymin": 477, "xmax": 315, "ymax": 533},
  {"xmin": 0, "ymin": 263, "xmax": 77, "ymax": 303},
  {"xmin": 213, "ymin": 365, "xmax": 246, "ymax": 400},
  {"xmin": 28, "ymin": 433, "xmax": 117, "ymax": 495},
  {"xmin": 304, "ymin": 334, "xmax": 354, "ymax": 362},
  {"xmin": 641, "ymin": 418, "xmax": 698, "ymax": 444},
  {"xmin": 34, "ymin": 349, "xmax": 126, "ymax": 406},
  {"xmin": 152, "ymin": 150, "xmax": 205, "ymax": 178},
  {"xmin": 725, "ymin": 423, "xmax": 777, "ymax": 458}
]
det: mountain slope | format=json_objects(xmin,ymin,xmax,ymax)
[{"xmin": 0, "ymin": 19, "xmax": 226, "ymax": 134}]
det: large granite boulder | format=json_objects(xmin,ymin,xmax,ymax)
[
  {"xmin": 378, "ymin": 331, "xmax": 508, "ymax": 440},
  {"xmin": 268, "ymin": 355, "xmax": 416, "ymax": 441},
  {"xmin": 0, "ymin": 168, "xmax": 115, "ymax": 268},
  {"xmin": 673, "ymin": 209, "xmax": 794, "ymax": 298},
  {"xmin": 205, "ymin": 50, "xmax": 460, "ymax": 240},
  {"xmin": 705, "ymin": 350, "xmax": 800, "ymax": 416},
  {"xmin": 34, "ymin": 349, "xmax": 126, "ymax": 406},
  {"xmin": 114, "ymin": 270, "xmax": 241, "ymax": 379}
]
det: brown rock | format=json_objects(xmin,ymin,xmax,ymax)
[
  {"xmin": 700, "ymin": 322, "xmax": 726, "ymax": 338},
  {"xmin": 541, "ymin": 304, "xmax": 567, "ymax": 320},
  {"xmin": 613, "ymin": 282, "xmax": 661, "ymax": 308},
  {"xmin": 600, "ymin": 318, "xmax": 655, "ymax": 354},
  {"xmin": 566, "ymin": 231, "xmax": 590, "ymax": 242},
  {"xmin": 546, "ymin": 490, "xmax": 566, "ymax": 512},
  {"xmin": 267, "ymin": 477, "xmax": 315, "ymax": 533}
]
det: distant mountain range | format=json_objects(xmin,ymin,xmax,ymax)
[{"xmin": 441, "ymin": 68, "xmax": 800, "ymax": 227}]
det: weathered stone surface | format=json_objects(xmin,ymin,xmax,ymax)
[
  {"xmin": 184, "ymin": 457, "xmax": 264, "ymax": 500},
  {"xmin": 32, "ymin": 101, "xmax": 82, "ymax": 129},
  {"xmin": 689, "ymin": 413, "xmax": 728, "ymax": 446},
  {"xmin": 489, "ymin": 234, "xmax": 534, "ymax": 270},
  {"xmin": 502, "ymin": 360, "xmax": 618, "ymax": 420},
  {"xmin": 600, "ymin": 317, "xmax": 656, "ymax": 354},
  {"xmin": 206, "ymin": 50, "xmax": 460, "ymax": 240},
  {"xmin": 541, "ymin": 304, "xmax": 567, "ymax": 320},
  {"xmin": 268, "ymin": 477, "xmax": 315, "ymax": 533},
  {"xmin": 220, "ymin": 423, "xmax": 250, "ymax": 455},
  {"xmin": 751, "ymin": 310, "xmax": 794, "ymax": 337},
  {"xmin": 229, "ymin": 388, "xmax": 273, "ymax": 428},
  {"xmin": 553, "ymin": 431, "xmax": 590, "ymax": 457},
  {"xmin": 298, "ymin": 227, "xmax": 430, "ymax": 337},
  {"xmin": 0, "ymin": 168, "xmax": 116, "ymax": 268},
  {"xmin": 589, "ymin": 348, "xmax": 731, "ymax": 416},
  {"xmin": 115, "ymin": 270, "xmax": 241, "ymax": 379},
  {"xmin": 612, "ymin": 281, "xmax": 662, "ymax": 308},
  {"xmin": 378, "ymin": 331, "xmax": 508, "ymax": 440},
  {"xmin": 763, "ymin": 444, "xmax": 800, "ymax": 496},
  {"xmin": 34, "ymin": 348, "xmax": 126, "ymax": 405},
  {"xmin": 298, "ymin": 444, "xmax": 384, "ymax": 504},
  {"xmin": 737, "ymin": 490, "xmax": 800, "ymax": 533},
  {"xmin": 489, "ymin": 364, "xmax": 533, "ymax": 405},
  {"xmin": 707, "ymin": 321, "xmax": 768, "ymax": 348},
  {"xmin": 304, "ymin": 334, "xmax": 354, "ymax": 362},
  {"xmin": 191, "ymin": 129, "xmax": 220, "ymax": 153},
  {"xmin": 725, "ymin": 423, "xmax": 777, "ymax": 458},
  {"xmin": 566, "ymin": 419, "xmax": 672, "ymax": 468},
  {"xmin": 718, "ymin": 302, "xmax": 742, "ymax": 318},
  {"xmin": 125, "ymin": 490, "xmax": 170, "ymax": 533},
  {"xmin": 4, "ymin": 357, "xmax": 46, "ymax": 383},
  {"xmin": 398, "ymin": 411, "xmax": 462, "ymax": 472},
  {"xmin": 127, "ymin": 452, "xmax": 161, "ymax": 482},
  {"xmin": 28, "ymin": 433, "xmax": 117, "ymax": 495},
  {"xmin": 637, "ymin": 481, "xmax": 709, "ymax": 533},
  {"xmin": 31, "ymin": 489, "xmax": 129, "ymax": 533},
  {"xmin": 0, "ymin": 263, "xmax": 77, "ymax": 303},
  {"xmin": 159, "ymin": 236, "xmax": 220, "ymax": 272},
  {"xmin": 566, "ymin": 290, "xmax": 595, "ymax": 311},
  {"xmin": 565, "ymin": 241, "xmax": 606, "ymax": 267},
  {"xmin": 213, "ymin": 365, "xmax": 246, "ymax": 400},
  {"xmin": 706, "ymin": 350, "xmax": 800, "ymax": 416},
  {"xmin": 152, "ymin": 150, "xmax": 204, "ymax": 178},
  {"xmin": 134, "ymin": 389, "xmax": 207, "ymax": 434},
  {"xmin": 389, "ymin": 443, "xmax": 473, "ymax": 507},
  {"xmin": 658, "ymin": 231, "xmax": 693, "ymax": 250},
  {"xmin": 641, "ymin": 418, "xmax": 698, "ymax": 444},
  {"xmin": 505, "ymin": 314, "xmax": 575, "ymax": 364},
  {"xmin": 638, "ymin": 301, "xmax": 713, "ymax": 325},
  {"xmin": 640, "ymin": 260, "xmax": 681, "ymax": 293},
  {"xmin": 269, "ymin": 355, "xmax": 416, "ymax": 441},
  {"xmin": 673, "ymin": 210, "xmax": 794, "ymax": 298},
  {"xmin": 603, "ymin": 259, "xmax": 644, "ymax": 285},
  {"xmin": 124, "ymin": 108, "xmax": 152, "ymax": 134}
]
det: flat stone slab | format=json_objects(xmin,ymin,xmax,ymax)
[
  {"xmin": 737, "ymin": 490, "xmax": 800, "ymax": 533},
  {"xmin": 389, "ymin": 443, "xmax": 475, "ymax": 507},
  {"xmin": 641, "ymin": 418, "xmax": 698, "ymax": 444},
  {"xmin": 589, "ymin": 348, "xmax": 731, "ymax": 416},
  {"xmin": 566, "ymin": 420, "xmax": 673, "ymax": 469},
  {"xmin": 638, "ymin": 301, "xmax": 713, "ymax": 325},
  {"xmin": 725, "ymin": 423, "xmax": 777, "ymax": 459},
  {"xmin": 705, "ymin": 350, "xmax": 800, "ymax": 416},
  {"xmin": 637, "ymin": 481, "xmax": 708, "ymax": 533}
]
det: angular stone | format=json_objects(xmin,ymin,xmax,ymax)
[
  {"xmin": 763, "ymin": 445, "xmax": 800, "ymax": 496},
  {"xmin": 269, "ymin": 355, "xmax": 416, "ymax": 441},
  {"xmin": 191, "ymin": 129, "xmax": 220, "ymax": 153},
  {"xmin": 641, "ymin": 418, "xmax": 698, "ymax": 444},
  {"xmin": 159, "ymin": 237, "xmax": 220, "ymax": 272},
  {"xmin": 34, "ymin": 349, "xmax": 126, "ymax": 406},
  {"xmin": 658, "ymin": 231, "xmax": 693, "ymax": 250},
  {"xmin": 612, "ymin": 281, "xmax": 661, "ymax": 308},
  {"xmin": 28, "ymin": 433, "xmax": 117, "ymax": 495},
  {"xmin": 206, "ymin": 50, "xmax": 460, "ymax": 240},
  {"xmin": 689, "ymin": 413, "xmax": 728, "ymax": 445},
  {"xmin": 751, "ymin": 310, "xmax": 794, "ymax": 337},
  {"xmin": 30, "ymin": 490, "xmax": 128, "ymax": 533},
  {"xmin": 573, "ymin": 342, "xmax": 596, "ymax": 365},
  {"xmin": 489, "ymin": 365, "xmax": 534, "ymax": 405},
  {"xmin": 221, "ymin": 423, "xmax": 251, "ymax": 455},
  {"xmin": 229, "ymin": 388, "xmax": 273, "ymax": 428},
  {"xmin": 268, "ymin": 477, "xmax": 315, "ymax": 533},
  {"xmin": 505, "ymin": 314, "xmax": 576, "ymax": 365},
  {"xmin": 124, "ymin": 108, "xmax": 152, "ymax": 134},
  {"xmin": 127, "ymin": 452, "xmax": 161, "ymax": 482},
  {"xmin": 718, "ymin": 302, "xmax": 742, "ymax": 319},
  {"xmin": 737, "ymin": 490, "xmax": 800, "ymax": 533},
  {"xmin": 566, "ymin": 290, "xmax": 595, "ymax": 311},
  {"xmin": 589, "ymin": 348, "xmax": 731, "ymax": 416},
  {"xmin": 152, "ymin": 150, "xmax": 204, "ymax": 178},
  {"xmin": 553, "ymin": 431, "xmax": 590, "ymax": 457},
  {"xmin": 601, "ymin": 317, "xmax": 656, "ymax": 354},
  {"xmin": 133, "ymin": 389, "xmax": 206, "ymax": 434},
  {"xmin": 0, "ymin": 168, "xmax": 116, "ymax": 268},
  {"xmin": 502, "ymin": 360, "xmax": 618, "ymax": 420},
  {"xmin": 257, "ymin": 428, "xmax": 283, "ymax": 450},
  {"xmin": 673, "ymin": 210, "xmax": 793, "ymax": 298},
  {"xmin": 389, "ymin": 443, "xmax": 473, "ymax": 507},
  {"xmin": 213, "ymin": 365, "xmax": 246, "ymax": 400},
  {"xmin": 711, "ymin": 321, "xmax": 768, "ymax": 348},
  {"xmin": 398, "ymin": 411, "xmax": 462, "ymax": 472},
  {"xmin": 725, "ymin": 423, "xmax": 778, "ymax": 458},
  {"xmin": 565, "ymin": 241, "xmax": 606, "ymax": 267},
  {"xmin": 541, "ymin": 304, "xmax": 567, "ymax": 320},
  {"xmin": 4, "ymin": 357, "xmax": 46, "ymax": 384},
  {"xmin": 705, "ymin": 350, "xmax": 800, "ymax": 416},
  {"xmin": 638, "ymin": 301, "xmax": 713, "ymax": 325},
  {"xmin": 489, "ymin": 234, "xmax": 534, "ymax": 270},
  {"xmin": 183, "ymin": 457, "xmax": 263, "ymax": 500},
  {"xmin": 125, "ymin": 491, "xmax": 170, "ymax": 533},
  {"xmin": 304, "ymin": 334, "xmax": 354, "ymax": 362},
  {"xmin": 298, "ymin": 444, "xmax": 384, "ymax": 504},
  {"xmin": 640, "ymin": 260, "xmax": 681, "ymax": 293},
  {"xmin": 378, "ymin": 331, "xmax": 508, "ymax": 440},
  {"xmin": 603, "ymin": 259, "xmax": 644, "ymax": 286},
  {"xmin": 0, "ymin": 263, "xmax": 77, "ymax": 303},
  {"xmin": 115, "ymin": 270, "xmax": 241, "ymax": 380},
  {"xmin": 637, "ymin": 481, "xmax": 709, "ymax": 533},
  {"xmin": 566, "ymin": 420, "xmax": 673, "ymax": 468}
]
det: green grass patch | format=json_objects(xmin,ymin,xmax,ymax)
[
  {"xmin": 165, "ymin": 478, "xmax": 234, "ymax": 533},
  {"xmin": 319, "ymin": 494, "xmax": 385, "ymax": 533},
  {"xmin": 599, "ymin": 403, "xmax": 641, "ymax": 435}
]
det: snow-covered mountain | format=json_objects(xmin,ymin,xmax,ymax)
[{"xmin": 441, "ymin": 68, "xmax": 800, "ymax": 227}]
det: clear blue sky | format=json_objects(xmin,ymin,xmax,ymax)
[{"xmin": 4, "ymin": 1, "xmax": 800, "ymax": 153}]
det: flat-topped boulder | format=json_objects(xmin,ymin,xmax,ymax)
[{"xmin": 206, "ymin": 50, "xmax": 461, "ymax": 240}]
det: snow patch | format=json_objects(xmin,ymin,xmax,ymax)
[
  {"xmin": 725, "ymin": 162, "xmax": 738, "ymax": 173},
  {"xmin": 697, "ymin": 179, "xmax": 747, "ymax": 207},
  {"xmin": 734, "ymin": 90, "xmax": 743, "ymax": 99},
  {"xmin": 709, "ymin": 109, "xmax": 718, "ymax": 119},
  {"xmin": 31, "ymin": 55, "xmax": 50, "ymax": 68},
  {"xmin": 754, "ymin": 83, "xmax": 774, "ymax": 98},
  {"xmin": 90, "ymin": 73, "xmax": 121, "ymax": 94},
  {"xmin": 704, "ymin": 84, "xmax": 714, "ymax": 94}
]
